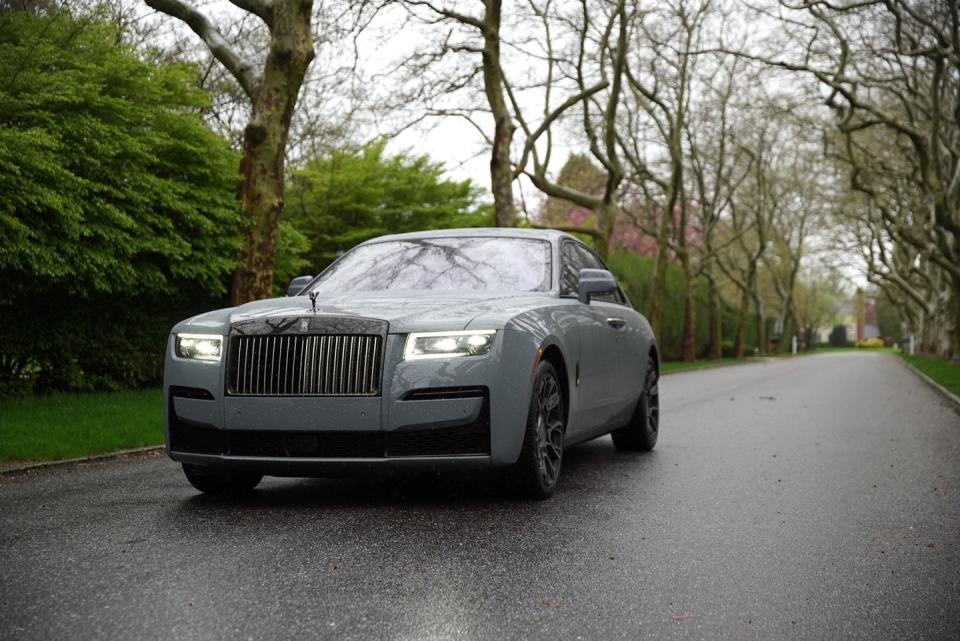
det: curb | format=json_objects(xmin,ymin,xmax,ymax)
[
  {"xmin": 0, "ymin": 445, "xmax": 165, "ymax": 477},
  {"xmin": 896, "ymin": 356, "xmax": 960, "ymax": 414}
]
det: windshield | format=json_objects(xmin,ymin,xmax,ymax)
[{"xmin": 307, "ymin": 237, "xmax": 552, "ymax": 294}]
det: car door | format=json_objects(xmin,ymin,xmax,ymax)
[
  {"xmin": 584, "ymin": 248, "xmax": 650, "ymax": 416},
  {"xmin": 560, "ymin": 240, "xmax": 624, "ymax": 435},
  {"xmin": 572, "ymin": 244, "xmax": 645, "ymax": 425}
]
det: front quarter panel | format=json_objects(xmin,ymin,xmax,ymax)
[{"xmin": 385, "ymin": 327, "xmax": 543, "ymax": 464}]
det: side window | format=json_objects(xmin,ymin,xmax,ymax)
[
  {"xmin": 560, "ymin": 241, "xmax": 585, "ymax": 296},
  {"xmin": 575, "ymin": 244, "xmax": 625, "ymax": 305}
]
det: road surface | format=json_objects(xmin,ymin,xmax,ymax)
[{"xmin": 1, "ymin": 352, "xmax": 958, "ymax": 640}]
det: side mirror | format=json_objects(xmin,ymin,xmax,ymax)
[
  {"xmin": 286, "ymin": 275, "xmax": 313, "ymax": 297},
  {"xmin": 578, "ymin": 268, "xmax": 617, "ymax": 304}
]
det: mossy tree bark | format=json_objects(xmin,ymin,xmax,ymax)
[
  {"xmin": 480, "ymin": 0, "xmax": 516, "ymax": 228},
  {"xmin": 145, "ymin": 0, "xmax": 314, "ymax": 304}
]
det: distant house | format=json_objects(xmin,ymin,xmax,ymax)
[
  {"xmin": 859, "ymin": 297, "xmax": 880, "ymax": 340},
  {"xmin": 816, "ymin": 302, "xmax": 857, "ymax": 344},
  {"xmin": 815, "ymin": 292, "xmax": 880, "ymax": 344}
]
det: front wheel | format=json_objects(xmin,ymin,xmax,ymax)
[
  {"xmin": 181, "ymin": 464, "xmax": 263, "ymax": 495},
  {"xmin": 511, "ymin": 361, "xmax": 566, "ymax": 500},
  {"xmin": 612, "ymin": 354, "xmax": 659, "ymax": 452}
]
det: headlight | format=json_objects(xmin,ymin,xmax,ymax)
[
  {"xmin": 404, "ymin": 330, "xmax": 496, "ymax": 360},
  {"xmin": 175, "ymin": 333, "xmax": 223, "ymax": 362}
]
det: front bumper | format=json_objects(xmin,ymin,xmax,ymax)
[
  {"xmin": 171, "ymin": 452, "xmax": 494, "ymax": 477},
  {"xmin": 163, "ymin": 330, "xmax": 539, "ymax": 473}
]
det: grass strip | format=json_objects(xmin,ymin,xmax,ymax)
[
  {"xmin": 899, "ymin": 353, "xmax": 960, "ymax": 397},
  {"xmin": 660, "ymin": 357, "xmax": 757, "ymax": 374},
  {"xmin": 0, "ymin": 389, "xmax": 162, "ymax": 463}
]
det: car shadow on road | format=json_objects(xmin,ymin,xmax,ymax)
[{"xmin": 165, "ymin": 437, "xmax": 654, "ymax": 515}]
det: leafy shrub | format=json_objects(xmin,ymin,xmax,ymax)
[
  {"xmin": 829, "ymin": 325, "xmax": 849, "ymax": 347},
  {"xmin": 0, "ymin": 12, "xmax": 240, "ymax": 395},
  {"xmin": 720, "ymin": 340, "xmax": 736, "ymax": 358},
  {"xmin": 857, "ymin": 338, "xmax": 885, "ymax": 348}
]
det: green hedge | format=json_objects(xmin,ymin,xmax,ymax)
[{"xmin": 607, "ymin": 251, "xmax": 756, "ymax": 360}]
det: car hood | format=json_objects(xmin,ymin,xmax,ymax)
[{"xmin": 175, "ymin": 291, "xmax": 557, "ymax": 334}]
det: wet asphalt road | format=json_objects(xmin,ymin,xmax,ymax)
[{"xmin": 1, "ymin": 352, "xmax": 959, "ymax": 641}]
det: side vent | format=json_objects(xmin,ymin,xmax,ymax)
[{"xmin": 403, "ymin": 386, "xmax": 487, "ymax": 401}]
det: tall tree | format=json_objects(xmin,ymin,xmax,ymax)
[
  {"xmin": 617, "ymin": 0, "xmax": 709, "ymax": 350},
  {"xmin": 685, "ymin": 55, "xmax": 753, "ymax": 359},
  {"xmin": 739, "ymin": 0, "xmax": 960, "ymax": 359},
  {"xmin": 285, "ymin": 139, "xmax": 489, "ymax": 272},
  {"xmin": 401, "ymin": 0, "xmax": 516, "ymax": 227},
  {"xmin": 144, "ymin": 0, "xmax": 315, "ymax": 304},
  {"xmin": 511, "ymin": 0, "xmax": 627, "ymax": 260}
]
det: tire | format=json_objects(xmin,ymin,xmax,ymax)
[
  {"xmin": 511, "ymin": 360, "xmax": 566, "ymax": 500},
  {"xmin": 181, "ymin": 463, "xmax": 263, "ymax": 495},
  {"xmin": 611, "ymin": 354, "xmax": 659, "ymax": 452}
]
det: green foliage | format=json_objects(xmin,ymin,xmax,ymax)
[
  {"xmin": 874, "ymin": 292, "xmax": 902, "ymax": 341},
  {"xmin": 272, "ymin": 220, "xmax": 312, "ymax": 294},
  {"xmin": 0, "ymin": 12, "xmax": 240, "ymax": 298},
  {"xmin": 284, "ymin": 139, "xmax": 492, "ymax": 275},
  {"xmin": 607, "ymin": 251, "xmax": 747, "ymax": 360},
  {"xmin": 0, "ymin": 12, "xmax": 241, "ymax": 394},
  {"xmin": 829, "ymin": 325, "xmax": 849, "ymax": 347},
  {"xmin": 900, "ymin": 352, "xmax": 960, "ymax": 397}
]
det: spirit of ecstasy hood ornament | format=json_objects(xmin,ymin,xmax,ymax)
[{"xmin": 308, "ymin": 290, "xmax": 319, "ymax": 314}]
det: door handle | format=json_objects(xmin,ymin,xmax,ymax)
[{"xmin": 606, "ymin": 317, "xmax": 626, "ymax": 329}]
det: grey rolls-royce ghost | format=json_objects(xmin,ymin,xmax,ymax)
[{"xmin": 164, "ymin": 228, "xmax": 660, "ymax": 499}]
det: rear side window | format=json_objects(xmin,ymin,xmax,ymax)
[{"xmin": 561, "ymin": 241, "xmax": 625, "ymax": 304}]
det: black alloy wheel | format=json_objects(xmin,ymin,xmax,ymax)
[
  {"xmin": 513, "ymin": 361, "xmax": 565, "ymax": 499},
  {"xmin": 611, "ymin": 354, "xmax": 659, "ymax": 452}
]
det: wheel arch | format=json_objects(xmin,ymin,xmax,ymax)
[
  {"xmin": 539, "ymin": 343, "xmax": 571, "ymax": 426},
  {"xmin": 648, "ymin": 342, "xmax": 660, "ymax": 375}
]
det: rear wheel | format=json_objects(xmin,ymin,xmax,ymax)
[
  {"xmin": 612, "ymin": 354, "xmax": 659, "ymax": 452},
  {"xmin": 511, "ymin": 361, "xmax": 565, "ymax": 500},
  {"xmin": 181, "ymin": 464, "xmax": 262, "ymax": 495}
]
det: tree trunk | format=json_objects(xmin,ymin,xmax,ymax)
[
  {"xmin": 706, "ymin": 268, "xmax": 722, "ymax": 359},
  {"xmin": 481, "ymin": 0, "xmax": 515, "ymax": 228},
  {"xmin": 593, "ymin": 201, "xmax": 618, "ymax": 261},
  {"xmin": 230, "ymin": 0, "xmax": 314, "ymax": 305},
  {"xmin": 679, "ymin": 253, "xmax": 695, "ymax": 361},
  {"xmin": 952, "ymin": 286, "xmax": 960, "ymax": 363},
  {"xmin": 778, "ymin": 315, "xmax": 793, "ymax": 354},
  {"xmin": 646, "ymin": 205, "xmax": 673, "ymax": 340},
  {"xmin": 753, "ymin": 294, "xmax": 766, "ymax": 354},
  {"xmin": 776, "ymin": 291, "xmax": 795, "ymax": 354},
  {"xmin": 734, "ymin": 287, "xmax": 748, "ymax": 358}
]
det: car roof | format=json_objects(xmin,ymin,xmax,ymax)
[{"xmin": 361, "ymin": 227, "xmax": 577, "ymax": 244}]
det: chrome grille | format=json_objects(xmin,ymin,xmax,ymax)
[{"xmin": 227, "ymin": 334, "xmax": 383, "ymax": 396}]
